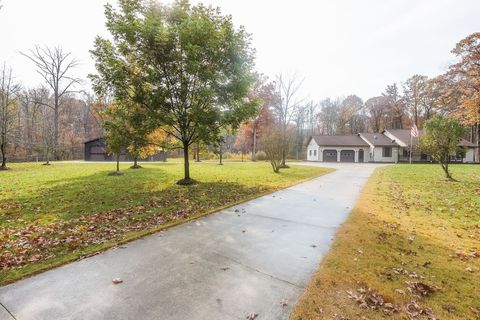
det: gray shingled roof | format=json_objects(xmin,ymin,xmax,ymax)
[
  {"xmin": 359, "ymin": 133, "xmax": 399, "ymax": 147},
  {"xmin": 311, "ymin": 135, "xmax": 369, "ymax": 147}
]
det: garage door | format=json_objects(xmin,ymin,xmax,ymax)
[
  {"xmin": 323, "ymin": 150, "xmax": 337, "ymax": 162},
  {"xmin": 340, "ymin": 150, "xmax": 355, "ymax": 162}
]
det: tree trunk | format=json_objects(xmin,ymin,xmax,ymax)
[
  {"xmin": 252, "ymin": 125, "xmax": 257, "ymax": 161},
  {"xmin": 54, "ymin": 101, "xmax": 59, "ymax": 160},
  {"xmin": 131, "ymin": 156, "xmax": 142, "ymax": 169},
  {"xmin": 441, "ymin": 160, "xmax": 452, "ymax": 180},
  {"xmin": 177, "ymin": 141, "xmax": 195, "ymax": 185},
  {"xmin": 43, "ymin": 148, "xmax": 51, "ymax": 165},
  {"xmin": 195, "ymin": 143, "xmax": 200, "ymax": 162},
  {"xmin": 219, "ymin": 145, "xmax": 223, "ymax": 165},
  {"xmin": 116, "ymin": 153, "xmax": 120, "ymax": 173},
  {"xmin": 474, "ymin": 123, "xmax": 479, "ymax": 163},
  {"xmin": 0, "ymin": 141, "xmax": 7, "ymax": 169}
]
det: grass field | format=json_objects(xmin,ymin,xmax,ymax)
[
  {"xmin": 291, "ymin": 164, "xmax": 480, "ymax": 320},
  {"xmin": 0, "ymin": 160, "xmax": 331, "ymax": 286}
]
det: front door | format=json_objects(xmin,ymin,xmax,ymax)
[{"xmin": 358, "ymin": 149, "xmax": 364, "ymax": 163}]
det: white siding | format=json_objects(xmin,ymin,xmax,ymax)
[
  {"xmin": 463, "ymin": 148, "xmax": 475, "ymax": 163},
  {"xmin": 371, "ymin": 146, "xmax": 398, "ymax": 163},
  {"xmin": 307, "ymin": 139, "xmax": 319, "ymax": 161}
]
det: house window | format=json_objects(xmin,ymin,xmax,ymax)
[
  {"xmin": 403, "ymin": 149, "xmax": 408, "ymax": 157},
  {"xmin": 309, "ymin": 150, "xmax": 312, "ymax": 156},
  {"xmin": 382, "ymin": 147, "xmax": 392, "ymax": 157},
  {"xmin": 314, "ymin": 150, "xmax": 317, "ymax": 156}
]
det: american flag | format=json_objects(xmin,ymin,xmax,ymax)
[{"xmin": 411, "ymin": 123, "xmax": 419, "ymax": 137}]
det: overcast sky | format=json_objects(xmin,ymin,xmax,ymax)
[{"xmin": 0, "ymin": 0, "xmax": 479, "ymax": 101}]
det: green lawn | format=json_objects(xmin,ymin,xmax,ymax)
[
  {"xmin": 291, "ymin": 164, "xmax": 480, "ymax": 320},
  {"xmin": 0, "ymin": 161, "xmax": 331, "ymax": 285}
]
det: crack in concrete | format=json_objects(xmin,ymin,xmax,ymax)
[
  {"xmin": 211, "ymin": 250, "xmax": 304, "ymax": 290},
  {"xmin": 0, "ymin": 301, "xmax": 17, "ymax": 320}
]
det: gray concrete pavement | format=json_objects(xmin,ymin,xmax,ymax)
[{"xmin": 0, "ymin": 162, "xmax": 383, "ymax": 320}]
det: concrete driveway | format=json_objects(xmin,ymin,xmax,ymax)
[{"xmin": 0, "ymin": 162, "xmax": 383, "ymax": 320}]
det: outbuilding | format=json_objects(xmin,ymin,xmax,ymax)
[{"xmin": 84, "ymin": 138, "xmax": 167, "ymax": 162}]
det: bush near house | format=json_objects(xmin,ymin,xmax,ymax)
[
  {"xmin": 0, "ymin": 161, "xmax": 331, "ymax": 286},
  {"xmin": 291, "ymin": 164, "xmax": 480, "ymax": 320}
]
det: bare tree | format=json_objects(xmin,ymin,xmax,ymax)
[
  {"xmin": 404, "ymin": 75, "xmax": 428, "ymax": 126},
  {"xmin": 305, "ymin": 101, "xmax": 318, "ymax": 136},
  {"xmin": 318, "ymin": 98, "xmax": 340, "ymax": 135},
  {"xmin": 383, "ymin": 83, "xmax": 406, "ymax": 129},
  {"xmin": 0, "ymin": 64, "xmax": 21, "ymax": 170},
  {"xmin": 273, "ymin": 73, "xmax": 304, "ymax": 167},
  {"xmin": 261, "ymin": 126, "xmax": 285, "ymax": 173},
  {"xmin": 21, "ymin": 46, "xmax": 80, "ymax": 160},
  {"xmin": 365, "ymin": 96, "xmax": 388, "ymax": 132}
]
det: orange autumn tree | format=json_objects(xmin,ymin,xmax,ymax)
[
  {"xmin": 131, "ymin": 128, "xmax": 179, "ymax": 163},
  {"xmin": 448, "ymin": 32, "xmax": 480, "ymax": 157}
]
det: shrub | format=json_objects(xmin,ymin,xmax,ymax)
[{"xmin": 255, "ymin": 151, "xmax": 267, "ymax": 161}]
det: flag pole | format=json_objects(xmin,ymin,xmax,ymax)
[{"xmin": 409, "ymin": 133, "xmax": 413, "ymax": 164}]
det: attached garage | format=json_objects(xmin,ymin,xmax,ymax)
[
  {"xmin": 340, "ymin": 150, "xmax": 355, "ymax": 162},
  {"xmin": 306, "ymin": 135, "xmax": 369, "ymax": 163},
  {"xmin": 323, "ymin": 150, "xmax": 337, "ymax": 162}
]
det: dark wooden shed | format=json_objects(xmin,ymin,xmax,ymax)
[{"xmin": 84, "ymin": 138, "xmax": 167, "ymax": 162}]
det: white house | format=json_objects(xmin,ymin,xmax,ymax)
[{"xmin": 307, "ymin": 130, "xmax": 479, "ymax": 163}]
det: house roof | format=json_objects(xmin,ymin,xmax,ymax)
[
  {"xmin": 310, "ymin": 135, "xmax": 369, "ymax": 147},
  {"xmin": 84, "ymin": 137, "xmax": 104, "ymax": 144},
  {"xmin": 384, "ymin": 129, "xmax": 420, "ymax": 146},
  {"xmin": 359, "ymin": 133, "xmax": 399, "ymax": 147},
  {"xmin": 459, "ymin": 138, "xmax": 478, "ymax": 147},
  {"xmin": 385, "ymin": 129, "xmax": 478, "ymax": 148}
]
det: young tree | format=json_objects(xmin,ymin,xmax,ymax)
[
  {"xmin": 0, "ymin": 64, "xmax": 21, "ymax": 170},
  {"xmin": 103, "ymin": 103, "xmax": 130, "ymax": 175},
  {"xmin": 21, "ymin": 46, "xmax": 80, "ymax": 160},
  {"xmin": 419, "ymin": 116, "xmax": 464, "ymax": 180},
  {"xmin": 261, "ymin": 126, "xmax": 284, "ymax": 173},
  {"xmin": 130, "ymin": 129, "xmax": 173, "ymax": 166},
  {"xmin": 91, "ymin": 0, "xmax": 257, "ymax": 185}
]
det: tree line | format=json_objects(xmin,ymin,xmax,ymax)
[{"xmin": 0, "ymin": 47, "xmax": 103, "ymax": 168}]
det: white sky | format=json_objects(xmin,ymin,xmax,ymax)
[{"xmin": 0, "ymin": 0, "xmax": 479, "ymax": 101}]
